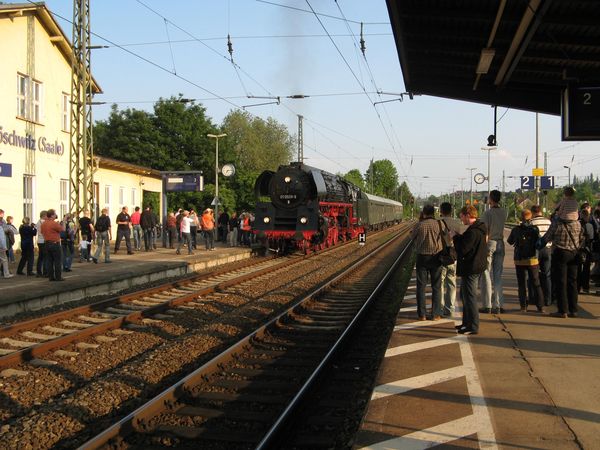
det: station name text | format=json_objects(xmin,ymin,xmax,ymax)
[{"xmin": 0, "ymin": 126, "xmax": 65, "ymax": 156}]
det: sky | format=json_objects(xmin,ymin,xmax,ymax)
[{"xmin": 42, "ymin": 0, "xmax": 600, "ymax": 199}]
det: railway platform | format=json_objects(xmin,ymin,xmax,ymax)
[
  {"xmin": 0, "ymin": 241, "xmax": 253, "ymax": 319},
  {"xmin": 354, "ymin": 232, "xmax": 600, "ymax": 449}
]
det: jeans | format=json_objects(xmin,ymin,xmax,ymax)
[
  {"xmin": 228, "ymin": 228, "xmax": 238, "ymax": 247},
  {"xmin": 480, "ymin": 239, "xmax": 505, "ymax": 308},
  {"xmin": 577, "ymin": 254, "xmax": 591, "ymax": 292},
  {"xmin": 177, "ymin": 232, "xmax": 192, "ymax": 254},
  {"xmin": 168, "ymin": 227, "xmax": 178, "ymax": 248},
  {"xmin": 415, "ymin": 254, "xmax": 442, "ymax": 318},
  {"xmin": 17, "ymin": 244, "xmax": 35, "ymax": 275},
  {"xmin": 62, "ymin": 241, "xmax": 74, "ymax": 270},
  {"xmin": 203, "ymin": 229, "xmax": 215, "ymax": 250},
  {"xmin": 460, "ymin": 273, "xmax": 480, "ymax": 332},
  {"xmin": 190, "ymin": 226, "xmax": 198, "ymax": 248},
  {"xmin": 441, "ymin": 262, "xmax": 457, "ymax": 314},
  {"xmin": 143, "ymin": 228, "xmax": 153, "ymax": 251},
  {"xmin": 516, "ymin": 265, "xmax": 544, "ymax": 310},
  {"xmin": 115, "ymin": 228, "xmax": 132, "ymax": 252},
  {"xmin": 132, "ymin": 224, "xmax": 142, "ymax": 250},
  {"xmin": 36, "ymin": 242, "xmax": 47, "ymax": 275},
  {"xmin": 552, "ymin": 248, "xmax": 579, "ymax": 314},
  {"xmin": 80, "ymin": 234, "xmax": 92, "ymax": 262},
  {"xmin": 0, "ymin": 250, "xmax": 9, "ymax": 277},
  {"xmin": 46, "ymin": 242, "xmax": 63, "ymax": 280},
  {"xmin": 94, "ymin": 231, "xmax": 111, "ymax": 262},
  {"xmin": 538, "ymin": 247, "xmax": 552, "ymax": 305}
]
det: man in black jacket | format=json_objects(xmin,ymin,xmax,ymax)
[
  {"xmin": 140, "ymin": 205, "xmax": 156, "ymax": 251},
  {"xmin": 114, "ymin": 206, "xmax": 133, "ymax": 255},
  {"xmin": 91, "ymin": 208, "xmax": 111, "ymax": 264},
  {"xmin": 452, "ymin": 206, "xmax": 488, "ymax": 335}
]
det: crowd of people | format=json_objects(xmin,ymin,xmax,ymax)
[
  {"xmin": 410, "ymin": 188, "xmax": 599, "ymax": 335},
  {"xmin": 0, "ymin": 205, "xmax": 257, "ymax": 282}
]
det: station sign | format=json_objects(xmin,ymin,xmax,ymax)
[
  {"xmin": 520, "ymin": 176, "xmax": 534, "ymax": 190},
  {"xmin": 562, "ymin": 83, "xmax": 600, "ymax": 141},
  {"xmin": 540, "ymin": 176, "xmax": 555, "ymax": 189},
  {"xmin": 358, "ymin": 232, "xmax": 366, "ymax": 246},
  {"xmin": 0, "ymin": 162, "xmax": 12, "ymax": 177},
  {"xmin": 163, "ymin": 172, "xmax": 203, "ymax": 192}
]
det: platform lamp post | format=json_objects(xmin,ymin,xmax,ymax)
[
  {"xmin": 466, "ymin": 167, "xmax": 476, "ymax": 205},
  {"xmin": 482, "ymin": 135, "xmax": 497, "ymax": 210},
  {"xmin": 563, "ymin": 165, "xmax": 571, "ymax": 186},
  {"xmin": 207, "ymin": 133, "xmax": 227, "ymax": 232}
]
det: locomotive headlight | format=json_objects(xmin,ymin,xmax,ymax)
[
  {"xmin": 263, "ymin": 217, "xmax": 270, "ymax": 224},
  {"xmin": 299, "ymin": 216, "xmax": 308, "ymax": 224},
  {"xmin": 284, "ymin": 176, "xmax": 291, "ymax": 183}
]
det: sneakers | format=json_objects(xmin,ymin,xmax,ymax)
[
  {"xmin": 91, "ymin": 257, "xmax": 98, "ymax": 264},
  {"xmin": 418, "ymin": 316, "xmax": 427, "ymax": 321},
  {"xmin": 431, "ymin": 315, "xmax": 442, "ymax": 321},
  {"xmin": 455, "ymin": 324, "xmax": 465, "ymax": 330},
  {"xmin": 4, "ymin": 274, "xmax": 14, "ymax": 278},
  {"xmin": 491, "ymin": 307, "xmax": 499, "ymax": 314},
  {"xmin": 520, "ymin": 307, "xmax": 527, "ymax": 312},
  {"xmin": 479, "ymin": 307, "xmax": 492, "ymax": 314}
]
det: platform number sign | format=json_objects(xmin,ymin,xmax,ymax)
[
  {"xmin": 520, "ymin": 176, "xmax": 534, "ymax": 190},
  {"xmin": 358, "ymin": 232, "xmax": 366, "ymax": 246},
  {"xmin": 562, "ymin": 84, "xmax": 600, "ymax": 140},
  {"xmin": 540, "ymin": 176, "xmax": 555, "ymax": 190}
]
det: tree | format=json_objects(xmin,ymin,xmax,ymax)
[
  {"xmin": 221, "ymin": 110, "xmax": 294, "ymax": 173},
  {"xmin": 364, "ymin": 159, "xmax": 398, "ymax": 197},
  {"xmin": 342, "ymin": 169, "xmax": 365, "ymax": 190}
]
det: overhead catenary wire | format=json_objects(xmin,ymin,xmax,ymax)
[
  {"xmin": 256, "ymin": 0, "xmax": 389, "ymax": 25},
  {"xmin": 38, "ymin": 0, "xmax": 408, "ymax": 186}
]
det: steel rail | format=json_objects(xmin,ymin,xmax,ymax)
[{"xmin": 78, "ymin": 223, "xmax": 412, "ymax": 449}]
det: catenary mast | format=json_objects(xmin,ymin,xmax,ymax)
[{"xmin": 69, "ymin": 0, "xmax": 95, "ymax": 219}]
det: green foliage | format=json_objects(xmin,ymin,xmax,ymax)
[
  {"xmin": 342, "ymin": 169, "xmax": 365, "ymax": 190},
  {"xmin": 94, "ymin": 99, "xmax": 295, "ymax": 216},
  {"xmin": 221, "ymin": 110, "xmax": 294, "ymax": 172},
  {"xmin": 364, "ymin": 159, "xmax": 398, "ymax": 197}
]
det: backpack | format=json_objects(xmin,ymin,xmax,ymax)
[
  {"xmin": 437, "ymin": 220, "xmax": 457, "ymax": 266},
  {"xmin": 516, "ymin": 225, "xmax": 537, "ymax": 259}
]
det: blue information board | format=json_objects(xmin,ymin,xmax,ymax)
[
  {"xmin": 0, "ymin": 163, "xmax": 12, "ymax": 177},
  {"xmin": 520, "ymin": 176, "xmax": 534, "ymax": 190},
  {"xmin": 163, "ymin": 173, "xmax": 203, "ymax": 192}
]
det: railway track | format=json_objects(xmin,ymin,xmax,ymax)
[
  {"xmin": 0, "ymin": 226, "xmax": 402, "ymax": 374},
  {"xmin": 80, "ymin": 225, "xmax": 413, "ymax": 449}
]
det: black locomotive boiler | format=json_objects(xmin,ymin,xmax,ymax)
[{"xmin": 253, "ymin": 162, "xmax": 403, "ymax": 254}]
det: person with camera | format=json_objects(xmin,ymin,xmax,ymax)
[{"xmin": 540, "ymin": 198, "xmax": 586, "ymax": 318}]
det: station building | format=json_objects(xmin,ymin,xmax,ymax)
[{"xmin": 0, "ymin": 3, "xmax": 162, "ymax": 244}]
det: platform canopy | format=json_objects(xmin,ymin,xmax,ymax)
[{"xmin": 386, "ymin": 0, "xmax": 600, "ymax": 115}]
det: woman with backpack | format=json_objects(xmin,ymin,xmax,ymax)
[{"xmin": 507, "ymin": 209, "xmax": 545, "ymax": 313}]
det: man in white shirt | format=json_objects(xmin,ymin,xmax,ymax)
[{"xmin": 176, "ymin": 210, "xmax": 194, "ymax": 255}]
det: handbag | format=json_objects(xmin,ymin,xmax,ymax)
[
  {"xmin": 437, "ymin": 220, "xmax": 457, "ymax": 266},
  {"xmin": 563, "ymin": 222, "xmax": 588, "ymax": 265}
]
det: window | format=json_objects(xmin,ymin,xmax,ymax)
[
  {"xmin": 60, "ymin": 179, "xmax": 69, "ymax": 220},
  {"xmin": 104, "ymin": 185, "xmax": 112, "ymax": 210},
  {"xmin": 32, "ymin": 80, "xmax": 42, "ymax": 123},
  {"xmin": 16, "ymin": 74, "xmax": 43, "ymax": 123},
  {"xmin": 131, "ymin": 188, "xmax": 137, "ymax": 207},
  {"xmin": 119, "ymin": 186, "xmax": 126, "ymax": 207},
  {"xmin": 23, "ymin": 175, "xmax": 34, "ymax": 220},
  {"xmin": 62, "ymin": 93, "xmax": 69, "ymax": 132},
  {"xmin": 17, "ymin": 74, "xmax": 27, "ymax": 118}
]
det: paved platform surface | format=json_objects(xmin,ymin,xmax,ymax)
[
  {"xmin": 355, "ymin": 237, "xmax": 600, "ymax": 449},
  {"xmin": 0, "ymin": 241, "xmax": 253, "ymax": 319}
]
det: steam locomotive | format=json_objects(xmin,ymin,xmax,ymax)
[{"xmin": 253, "ymin": 162, "xmax": 403, "ymax": 254}]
